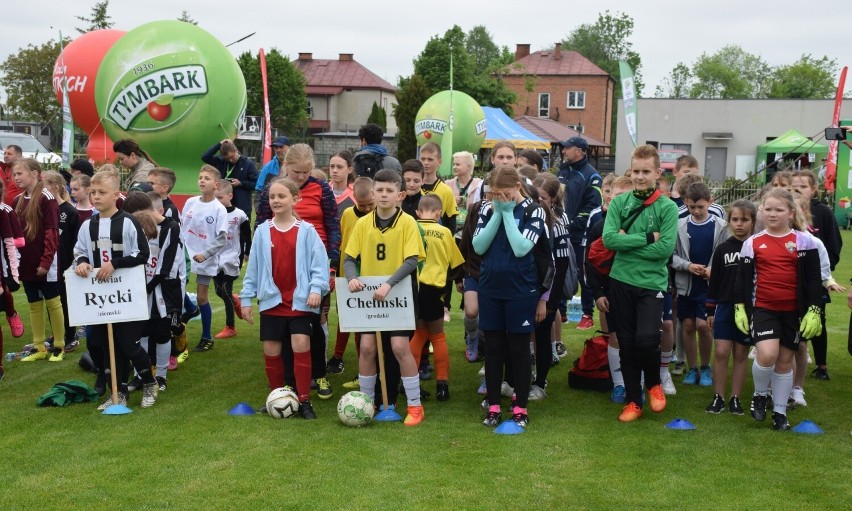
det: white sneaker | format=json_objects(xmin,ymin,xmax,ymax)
[
  {"xmin": 500, "ymin": 381, "xmax": 514, "ymax": 397},
  {"xmin": 748, "ymin": 346, "xmax": 757, "ymax": 360},
  {"xmin": 97, "ymin": 392, "xmax": 127, "ymax": 411},
  {"xmin": 478, "ymin": 365, "xmax": 485, "ymax": 377},
  {"xmin": 790, "ymin": 386, "xmax": 807, "ymax": 407},
  {"xmin": 661, "ymin": 371, "xmax": 677, "ymax": 395},
  {"xmin": 141, "ymin": 382, "xmax": 158, "ymax": 408},
  {"xmin": 528, "ymin": 384, "xmax": 547, "ymax": 400}
]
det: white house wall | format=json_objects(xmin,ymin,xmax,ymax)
[{"xmin": 616, "ymin": 99, "xmax": 852, "ymax": 179}]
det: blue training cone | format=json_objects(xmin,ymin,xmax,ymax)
[
  {"xmin": 374, "ymin": 404, "xmax": 402, "ymax": 422},
  {"xmin": 665, "ymin": 418, "xmax": 696, "ymax": 430},
  {"xmin": 102, "ymin": 403, "xmax": 132, "ymax": 415},
  {"xmin": 228, "ymin": 402, "xmax": 256, "ymax": 415},
  {"xmin": 494, "ymin": 419, "xmax": 525, "ymax": 435},
  {"xmin": 792, "ymin": 419, "xmax": 824, "ymax": 435}
]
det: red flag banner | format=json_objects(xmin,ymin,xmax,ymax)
[
  {"xmin": 260, "ymin": 48, "xmax": 272, "ymax": 165},
  {"xmin": 825, "ymin": 66, "xmax": 847, "ymax": 193}
]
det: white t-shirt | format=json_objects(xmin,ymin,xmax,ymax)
[
  {"xmin": 219, "ymin": 206, "xmax": 248, "ymax": 277},
  {"xmin": 181, "ymin": 196, "xmax": 227, "ymax": 276}
]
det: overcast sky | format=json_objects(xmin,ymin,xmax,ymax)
[{"xmin": 2, "ymin": 0, "xmax": 851, "ymax": 101}]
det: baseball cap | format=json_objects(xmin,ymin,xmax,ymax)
[
  {"xmin": 560, "ymin": 136, "xmax": 588, "ymax": 152},
  {"xmin": 271, "ymin": 136, "xmax": 291, "ymax": 147}
]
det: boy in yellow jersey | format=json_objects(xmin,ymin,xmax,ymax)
[
  {"xmin": 407, "ymin": 195, "xmax": 464, "ymax": 400},
  {"xmin": 327, "ymin": 177, "xmax": 374, "ymax": 375},
  {"xmin": 419, "ymin": 141, "xmax": 460, "ymax": 322},
  {"xmin": 344, "ymin": 169, "xmax": 426, "ymax": 425}
]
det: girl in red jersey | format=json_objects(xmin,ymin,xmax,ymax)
[
  {"xmin": 240, "ymin": 177, "xmax": 329, "ymax": 419},
  {"xmin": 70, "ymin": 174, "xmax": 96, "ymax": 223},
  {"xmin": 734, "ymin": 189, "xmax": 824, "ymax": 431},
  {"xmin": 328, "ymin": 150, "xmax": 355, "ymax": 215},
  {"xmin": 12, "ymin": 159, "xmax": 65, "ymax": 361},
  {"xmin": 0, "ymin": 178, "xmax": 25, "ymax": 341}
]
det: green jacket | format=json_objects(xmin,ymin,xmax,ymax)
[{"xmin": 602, "ymin": 192, "xmax": 679, "ymax": 292}]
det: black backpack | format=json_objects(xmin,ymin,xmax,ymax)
[{"xmin": 353, "ymin": 151, "xmax": 385, "ymax": 178}]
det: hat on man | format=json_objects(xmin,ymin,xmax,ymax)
[
  {"xmin": 271, "ymin": 136, "xmax": 291, "ymax": 147},
  {"xmin": 70, "ymin": 159, "xmax": 95, "ymax": 177},
  {"xmin": 560, "ymin": 136, "xmax": 588, "ymax": 152}
]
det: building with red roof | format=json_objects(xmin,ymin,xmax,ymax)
[
  {"xmin": 502, "ymin": 43, "xmax": 614, "ymax": 146},
  {"xmin": 294, "ymin": 53, "xmax": 398, "ymax": 135}
]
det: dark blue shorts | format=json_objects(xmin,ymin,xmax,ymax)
[
  {"xmin": 677, "ymin": 295, "xmax": 707, "ymax": 321},
  {"xmin": 479, "ymin": 292, "xmax": 537, "ymax": 334},
  {"xmin": 712, "ymin": 302, "xmax": 752, "ymax": 346},
  {"xmin": 662, "ymin": 291, "xmax": 673, "ymax": 321}
]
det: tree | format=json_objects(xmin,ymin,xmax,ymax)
[
  {"xmin": 75, "ymin": 1, "xmax": 114, "ymax": 33},
  {"xmin": 412, "ymin": 25, "xmax": 515, "ymax": 112},
  {"xmin": 0, "ymin": 38, "xmax": 65, "ymax": 126},
  {"xmin": 366, "ymin": 102, "xmax": 387, "ymax": 131},
  {"xmin": 561, "ymin": 11, "xmax": 644, "ymax": 93},
  {"xmin": 393, "ymin": 74, "xmax": 432, "ymax": 162},
  {"xmin": 236, "ymin": 49, "xmax": 308, "ymax": 137},
  {"xmin": 465, "ymin": 25, "xmax": 502, "ymax": 75},
  {"xmin": 561, "ymin": 11, "xmax": 643, "ymax": 147},
  {"xmin": 177, "ymin": 10, "xmax": 198, "ymax": 25},
  {"xmin": 768, "ymin": 54, "xmax": 838, "ymax": 99},
  {"xmin": 689, "ymin": 45, "xmax": 771, "ymax": 99},
  {"xmin": 654, "ymin": 62, "xmax": 692, "ymax": 98}
]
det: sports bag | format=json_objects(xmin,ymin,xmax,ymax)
[
  {"xmin": 352, "ymin": 151, "xmax": 385, "ymax": 179},
  {"xmin": 587, "ymin": 189, "xmax": 662, "ymax": 276},
  {"xmin": 568, "ymin": 333, "xmax": 613, "ymax": 392}
]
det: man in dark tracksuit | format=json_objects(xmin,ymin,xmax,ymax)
[{"xmin": 556, "ymin": 136, "xmax": 602, "ymax": 329}]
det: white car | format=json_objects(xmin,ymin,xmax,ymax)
[{"xmin": 0, "ymin": 132, "xmax": 62, "ymax": 164}]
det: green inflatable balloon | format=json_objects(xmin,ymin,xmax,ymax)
[
  {"xmin": 95, "ymin": 20, "xmax": 246, "ymax": 193},
  {"xmin": 415, "ymin": 90, "xmax": 486, "ymax": 155}
]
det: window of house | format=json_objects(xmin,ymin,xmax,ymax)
[
  {"xmin": 567, "ymin": 91, "xmax": 585, "ymax": 109},
  {"xmin": 538, "ymin": 93, "xmax": 550, "ymax": 117},
  {"xmin": 566, "ymin": 124, "xmax": 584, "ymax": 133}
]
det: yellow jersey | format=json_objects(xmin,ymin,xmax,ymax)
[
  {"xmin": 417, "ymin": 219, "xmax": 464, "ymax": 288},
  {"xmin": 345, "ymin": 208, "xmax": 425, "ymax": 277},
  {"xmin": 338, "ymin": 205, "xmax": 371, "ymax": 272}
]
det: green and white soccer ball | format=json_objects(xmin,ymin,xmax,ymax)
[
  {"xmin": 266, "ymin": 387, "xmax": 299, "ymax": 419},
  {"xmin": 337, "ymin": 391, "xmax": 374, "ymax": 427}
]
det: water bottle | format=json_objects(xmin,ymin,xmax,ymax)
[
  {"xmin": 5, "ymin": 352, "xmax": 23, "ymax": 361},
  {"xmin": 568, "ymin": 296, "xmax": 582, "ymax": 323}
]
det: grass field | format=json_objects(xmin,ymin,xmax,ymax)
[{"xmin": 2, "ymin": 233, "xmax": 852, "ymax": 511}]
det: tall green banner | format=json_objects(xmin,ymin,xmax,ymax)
[
  {"xmin": 619, "ymin": 61, "xmax": 638, "ymax": 148},
  {"xmin": 833, "ymin": 118, "xmax": 851, "ymax": 226}
]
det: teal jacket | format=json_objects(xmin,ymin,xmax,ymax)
[{"xmin": 602, "ymin": 192, "xmax": 679, "ymax": 292}]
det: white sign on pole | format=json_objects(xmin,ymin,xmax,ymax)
[
  {"xmin": 334, "ymin": 275, "xmax": 415, "ymax": 333},
  {"xmin": 65, "ymin": 266, "xmax": 150, "ymax": 326}
]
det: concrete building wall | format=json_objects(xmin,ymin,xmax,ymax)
[
  {"xmin": 328, "ymin": 90, "xmax": 398, "ymax": 135},
  {"xmin": 616, "ymin": 99, "xmax": 852, "ymax": 180}
]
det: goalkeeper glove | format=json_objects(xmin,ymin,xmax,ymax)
[
  {"xmin": 734, "ymin": 303, "xmax": 750, "ymax": 335},
  {"xmin": 800, "ymin": 305, "xmax": 823, "ymax": 340}
]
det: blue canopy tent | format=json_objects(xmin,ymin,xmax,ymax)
[{"xmin": 481, "ymin": 107, "xmax": 550, "ymax": 150}]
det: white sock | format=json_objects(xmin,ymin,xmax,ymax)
[
  {"xmin": 358, "ymin": 374, "xmax": 377, "ymax": 402},
  {"xmin": 771, "ymin": 370, "xmax": 793, "ymax": 415},
  {"xmin": 156, "ymin": 342, "xmax": 170, "ymax": 379},
  {"xmin": 463, "ymin": 315, "xmax": 478, "ymax": 338},
  {"xmin": 660, "ymin": 350, "xmax": 672, "ymax": 379},
  {"xmin": 608, "ymin": 346, "xmax": 623, "ymax": 387},
  {"xmin": 402, "ymin": 375, "xmax": 421, "ymax": 406},
  {"xmin": 752, "ymin": 361, "xmax": 774, "ymax": 395}
]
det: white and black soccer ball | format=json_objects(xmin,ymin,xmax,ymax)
[
  {"xmin": 266, "ymin": 387, "xmax": 300, "ymax": 419},
  {"xmin": 337, "ymin": 391, "xmax": 375, "ymax": 427}
]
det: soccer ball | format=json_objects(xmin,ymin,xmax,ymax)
[
  {"xmin": 266, "ymin": 387, "xmax": 300, "ymax": 419},
  {"xmin": 337, "ymin": 391, "xmax": 375, "ymax": 427}
]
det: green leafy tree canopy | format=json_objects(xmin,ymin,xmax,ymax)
[
  {"xmin": 237, "ymin": 49, "xmax": 308, "ymax": 137},
  {"xmin": 1, "ymin": 38, "xmax": 65, "ymax": 125},
  {"xmin": 768, "ymin": 54, "xmax": 838, "ymax": 99},
  {"xmin": 76, "ymin": 1, "xmax": 114, "ymax": 33},
  {"xmin": 392, "ymin": 74, "xmax": 432, "ymax": 162}
]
